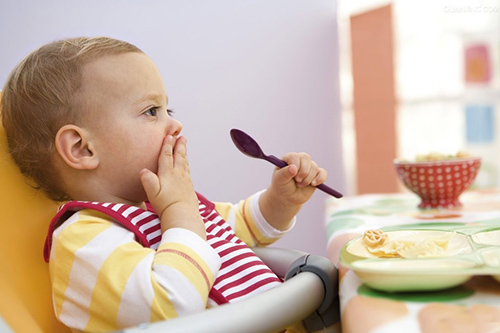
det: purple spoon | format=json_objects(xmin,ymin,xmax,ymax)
[{"xmin": 230, "ymin": 129, "xmax": 343, "ymax": 198}]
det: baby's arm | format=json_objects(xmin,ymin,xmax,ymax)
[
  {"xmin": 214, "ymin": 153, "xmax": 327, "ymax": 247},
  {"xmin": 259, "ymin": 152, "xmax": 327, "ymax": 231},
  {"xmin": 215, "ymin": 192, "xmax": 290, "ymax": 247},
  {"xmin": 49, "ymin": 213, "xmax": 220, "ymax": 331}
]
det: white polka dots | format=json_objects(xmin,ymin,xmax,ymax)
[{"xmin": 394, "ymin": 158, "xmax": 482, "ymax": 209}]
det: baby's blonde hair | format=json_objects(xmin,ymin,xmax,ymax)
[{"xmin": 1, "ymin": 37, "xmax": 142, "ymax": 201}]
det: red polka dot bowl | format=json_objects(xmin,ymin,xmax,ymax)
[{"xmin": 394, "ymin": 157, "xmax": 482, "ymax": 209}]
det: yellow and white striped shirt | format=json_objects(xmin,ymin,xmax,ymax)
[{"xmin": 44, "ymin": 191, "xmax": 294, "ymax": 332}]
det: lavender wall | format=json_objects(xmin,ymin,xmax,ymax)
[{"xmin": 0, "ymin": 0, "xmax": 344, "ymax": 255}]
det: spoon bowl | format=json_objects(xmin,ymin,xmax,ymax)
[
  {"xmin": 230, "ymin": 129, "xmax": 342, "ymax": 198},
  {"xmin": 230, "ymin": 129, "xmax": 267, "ymax": 160}
]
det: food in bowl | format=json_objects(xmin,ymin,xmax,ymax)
[
  {"xmin": 414, "ymin": 150, "xmax": 472, "ymax": 162},
  {"xmin": 360, "ymin": 229, "xmax": 456, "ymax": 258},
  {"xmin": 363, "ymin": 229, "xmax": 387, "ymax": 247},
  {"xmin": 349, "ymin": 230, "xmax": 472, "ymax": 259},
  {"xmin": 394, "ymin": 154, "xmax": 481, "ymax": 209}
]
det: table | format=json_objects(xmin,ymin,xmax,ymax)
[{"xmin": 325, "ymin": 189, "xmax": 500, "ymax": 333}]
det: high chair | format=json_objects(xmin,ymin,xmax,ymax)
[
  {"xmin": 0, "ymin": 92, "xmax": 339, "ymax": 333},
  {"xmin": 0, "ymin": 98, "xmax": 66, "ymax": 332}
]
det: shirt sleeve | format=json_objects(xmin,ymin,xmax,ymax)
[
  {"xmin": 214, "ymin": 190, "xmax": 296, "ymax": 247},
  {"xmin": 49, "ymin": 209, "xmax": 220, "ymax": 332}
]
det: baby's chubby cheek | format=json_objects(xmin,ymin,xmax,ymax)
[
  {"xmin": 141, "ymin": 134, "xmax": 182, "ymax": 175},
  {"xmin": 146, "ymin": 139, "xmax": 168, "ymax": 173}
]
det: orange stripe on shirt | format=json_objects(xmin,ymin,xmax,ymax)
[
  {"xmin": 241, "ymin": 198, "xmax": 273, "ymax": 246},
  {"xmin": 156, "ymin": 248, "xmax": 211, "ymax": 291}
]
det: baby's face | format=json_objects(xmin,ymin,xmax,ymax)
[{"xmin": 78, "ymin": 52, "xmax": 182, "ymax": 204}]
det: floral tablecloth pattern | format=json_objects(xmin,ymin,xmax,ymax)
[{"xmin": 325, "ymin": 190, "xmax": 500, "ymax": 333}]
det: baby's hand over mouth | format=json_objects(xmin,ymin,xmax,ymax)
[{"xmin": 140, "ymin": 135, "xmax": 206, "ymax": 239}]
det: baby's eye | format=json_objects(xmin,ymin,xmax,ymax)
[
  {"xmin": 167, "ymin": 108, "xmax": 174, "ymax": 117},
  {"xmin": 144, "ymin": 107, "xmax": 158, "ymax": 117}
]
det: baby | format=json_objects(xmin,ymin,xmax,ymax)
[{"xmin": 1, "ymin": 37, "xmax": 327, "ymax": 332}]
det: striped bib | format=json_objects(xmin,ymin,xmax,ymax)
[{"xmin": 44, "ymin": 193, "xmax": 282, "ymax": 305}]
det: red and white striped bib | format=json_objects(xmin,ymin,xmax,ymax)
[{"xmin": 44, "ymin": 193, "xmax": 282, "ymax": 305}]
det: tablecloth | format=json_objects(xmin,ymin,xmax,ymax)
[{"xmin": 325, "ymin": 189, "xmax": 500, "ymax": 333}]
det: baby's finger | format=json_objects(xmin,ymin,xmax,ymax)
[
  {"xmin": 173, "ymin": 136, "xmax": 189, "ymax": 168},
  {"xmin": 297, "ymin": 161, "xmax": 319, "ymax": 187},
  {"xmin": 157, "ymin": 135, "xmax": 175, "ymax": 174},
  {"xmin": 294, "ymin": 153, "xmax": 312, "ymax": 184},
  {"xmin": 282, "ymin": 153, "xmax": 301, "ymax": 172},
  {"xmin": 311, "ymin": 168, "xmax": 328, "ymax": 187},
  {"xmin": 140, "ymin": 168, "xmax": 160, "ymax": 200},
  {"xmin": 274, "ymin": 164, "xmax": 298, "ymax": 185}
]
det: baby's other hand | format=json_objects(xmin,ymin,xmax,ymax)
[
  {"xmin": 269, "ymin": 152, "xmax": 327, "ymax": 206},
  {"xmin": 140, "ymin": 135, "xmax": 205, "ymax": 239}
]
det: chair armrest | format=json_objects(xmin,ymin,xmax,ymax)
[
  {"xmin": 251, "ymin": 246, "xmax": 309, "ymax": 277},
  {"xmin": 284, "ymin": 251, "xmax": 340, "ymax": 331},
  {"xmin": 254, "ymin": 247, "xmax": 340, "ymax": 331},
  {"xmin": 120, "ymin": 247, "xmax": 339, "ymax": 333}
]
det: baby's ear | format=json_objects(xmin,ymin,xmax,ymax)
[{"xmin": 55, "ymin": 125, "xmax": 99, "ymax": 170}]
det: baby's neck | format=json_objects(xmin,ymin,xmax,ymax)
[{"xmin": 70, "ymin": 193, "xmax": 147, "ymax": 210}]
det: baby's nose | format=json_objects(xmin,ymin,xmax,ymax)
[{"xmin": 169, "ymin": 118, "xmax": 183, "ymax": 137}]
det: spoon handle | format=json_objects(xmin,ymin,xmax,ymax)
[
  {"xmin": 265, "ymin": 155, "xmax": 343, "ymax": 198},
  {"xmin": 316, "ymin": 183, "xmax": 343, "ymax": 198},
  {"xmin": 266, "ymin": 155, "xmax": 288, "ymax": 168}
]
